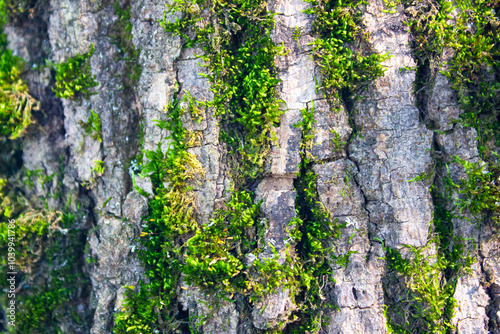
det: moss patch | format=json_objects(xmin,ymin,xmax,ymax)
[{"xmin": 53, "ymin": 44, "xmax": 98, "ymax": 101}]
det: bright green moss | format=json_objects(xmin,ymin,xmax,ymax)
[
  {"xmin": 376, "ymin": 1, "xmax": 499, "ymax": 331},
  {"xmin": 183, "ymin": 190, "xmax": 261, "ymax": 293},
  {"xmin": 382, "ymin": 237, "xmax": 473, "ymax": 333},
  {"xmin": 118, "ymin": 0, "xmax": 390, "ymax": 331},
  {"xmin": 443, "ymin": 1, "xmax": 500, "ymax": 227},
  {"xmin": 304, "ymin": 0, "xmax": 390, "ymax": 104},
  {"xmin": 0, "ymin": 28, "xmax": 38, "ymax": 139},
  {"xmin": 392, "ymin": 0, "xmax": 499, "ymax": 221},
  {"xmin": 53, "ymin": 44, "xmax": 98, "ymax": 100},
  {"xmin": 82, "ymin": 159, "xmax": 106, "ymax": 189},
  {"xmin": 114, "ymin": 89, "xmax": 204, "ymax": 332},
  {"xmin": 283, "ymin": 0, "xmax": 390, "ymax": 327},
  {"xmin": 161, "ymin": 0, "xmax": 285, "ymax": 182},
  {"xmin": 452, "ymin": 156, "xmax": 500, "ymax": 225},
  {"xmin": 382, "ymin": 183, "xmax": 473, "ymax": 334},
  {"xmin": 288, "ymin": 103, "xmax": 346, "ymax": 332}
]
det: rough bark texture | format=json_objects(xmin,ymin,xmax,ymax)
[{"xmin": 2, "ymin": 0, "xmax": 499, "ymax": 333}]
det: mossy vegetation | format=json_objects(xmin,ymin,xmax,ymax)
[
  {"xmin": 115, "ymin": 87, "xmax": 294, "ymax": 331},
  {"xmin": 304, "ymin": 0, "xmax": 390, "ymax": 106},
  {"xmin": 183, "ymin": 190, "xmax": 261, "ymax": 293},
  {"xmin": 82, "ymin": 159, "xmax": 106, "ymax": 189},
  {"xmin": 398, "ymin": 0, "xmax": 500, "ymax": 221},
  {"xmin": 161, "ymin": 0, "xmax": 285, "ymax": 182},
  {"xmin": 452, "ymin": 156, "xmax": 500, "ymax": 225},
  {"xmin": 53, "ymin": 44, "xmax": 98, "ymax": 100},
  {"xmin": 79, "ymin": 110, "xmax": 102, "ymax": 143},
  {"xmin": 0, "ymin": 170, "xmax": 91, "ymax": 333},
  {"xmin": 382, "ymin": 201, "xmax": 473, "ymax": 333},
  {"xmin": 0, "ymin": 16, "xmax": 38, "ymax": 140},
  {"xmin": 0, "ymin": 0, "xmax": 37, "ymax": 24},
  {"xmin": 117, "ymin": 0, "xmax": 390, "ymax": 331},
  {"xmin": 0, "ymin": 6, "xmax": 92, "ymax": 320},
  {"xmin": 380, "ymin": 0, "xmax": 499, "ymax": 332},
  {"xmin": 284, "ymin": 0, "xmax": 389, "ymax": 329},
  {"xmin": 114, "ymin": 89, "xmax": 205, "ymax": 332},
  {"xmin": 288, "ymin": 103, "xmax": 346, "ymax": 332},
  {"xmin": 0, "ymin": 8, "xmax": 90, "ymax": 328}
]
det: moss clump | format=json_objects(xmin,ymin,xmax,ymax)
[
  {"xmin": 183, "ymin": 190, "xmax": 261, "ymax": 293},
  {"xmin": 79, "ymin": 110, "xmax": 102, "ymax": 142},
  {"xmin": 53, "ymin": 44, "xmax": 98, "ymax": 100},
  {"xmin": 382, "ymin": 237, "xmax": 472, "ymax": 333},
  {"xmin": 0, "ymin": 0, "xmax": 37, "ymax": 24},
  {"xmin": 114, "ymin": 88, "xmax": 289, "ymax": 332},
  {"xmin": 161, "ymin": 0, "xmax": 285, "ymax": 181},
  {"xmin": 377, "ymin": 1, "xmax": 499, "ymax": 331},
  {"xmin": 82, "ymin": 159, "xmax": 106, "ymax": 189},
  {"xmin": 12, "ymin": 210, "xmax": 90, "ymax": 333},
  {"xmin": 114, "ymin": 88, "xmax": 205, "ymax": 332},
  {"xmin": 286, "ymin": 103, "xmax": 347, "ymax": 333},
  {"xmin": 383, "ymin": 178, "xmax": 474, "ymax": 333},
  {"xmin": 399, "ymin": 0, "xmax": 500, "ymax": 148},
  {"xmin": 305, "ymin": 0, "xmax": 390, "ymax": 105},
  {"xmin": 117, "ymin": 0, "xmax": 389, "ymax": 331},
  {"xmin": 283, "ymin": 0, "xmax": 389, "ymax": 329},
  {"xmin": 452, "ymin": 156, "xmax": 500, "ymax": 225},
  {"xmin": 0, "ymin": 29, "xmax": 38, "ymax": 139},
  {"xmin": 443, "ymin": 1, "xmax": 500, "ymax": 227}
]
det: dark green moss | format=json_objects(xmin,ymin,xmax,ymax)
[
  {"xmin": 113, "ymin": 0, "xmax": 142, "ymax": 87},
  {"xmin": 0, "ymin": 176, "xmax": 91, "ymax": 333}
]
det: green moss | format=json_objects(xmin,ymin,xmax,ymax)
[
  {"xmin": 79, "ymin": 110, "xmax": 102, "ymax": 142},
  {"xmin": 114, "ymin": 88, "xmax": 204, "ymax": 332},
  {"xmin": 0, "ymin": 0, "xmax": 37, "ymax": 24},
  {"xmin": 304, "ymin": 0, "xmax": 390, "ymax": 105},
  {"xmin": 288, "ymin": 103, "xmax": 346, "ymax": 332},
  {"xmin": 391, "ymin": 0, "xmax": 499, "ymax": 224},
  {"xmin": 382, "ymin": 234, "xmax": 473, "ymax": 333},
  {"xmin": 82, "ymin": 160, "xmax": 106, "ymax": 189},
  {"xmin": 116, "ymin": 86, "xmax": 289, "ymax": 332},
  {"xmin": 443, "ymin": 1, "xmax": 500, "ymax": 227},
  {"xmin": 53, "ymin": 44, "xmax": 98, "ymax": 100},
  {"xmin": 117, "ymin": 0, "xmax": 389, "ymax": 331},
  {"xmin": 383, "ymin": 165, "xmax": 474, "ymax": 333},
  {"xmin": 377, "ymin": 2, "xmax": 499, "ymax": 330},
  {"xmin": 452, "ymin": 155, "xmax": 500, "ymax": 225},
  {"xmin": 161, "ymin": 0, "xmax": 285, "ymax": 182},
  {"xmin": 183, "ymin": 190, "xmax": 261, "ymax": 293},
  {"xmin": 0, "ymin": 28, "xmax": 38, "ymax": 139},
  {"xmin": 281, "ymin": 0, "xmax": 389, "ymax": 329},
  {"xmin": 113, "ymin": 0, "xmax": 142, "ymax": 86},
  {"xmin": 293, "ymin": 26, "xmax": 302, "ymax": 41},
  {"xmin": 0, "ymin": 3, "xmax": 90, "ymax": 332},
  {"xmin": 13, "ymin": 211, "xmax": 90, "ymax": 333},
  {"xmin": 384, "ymin": 186, "xmax": 463, "ymax": 334}
]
